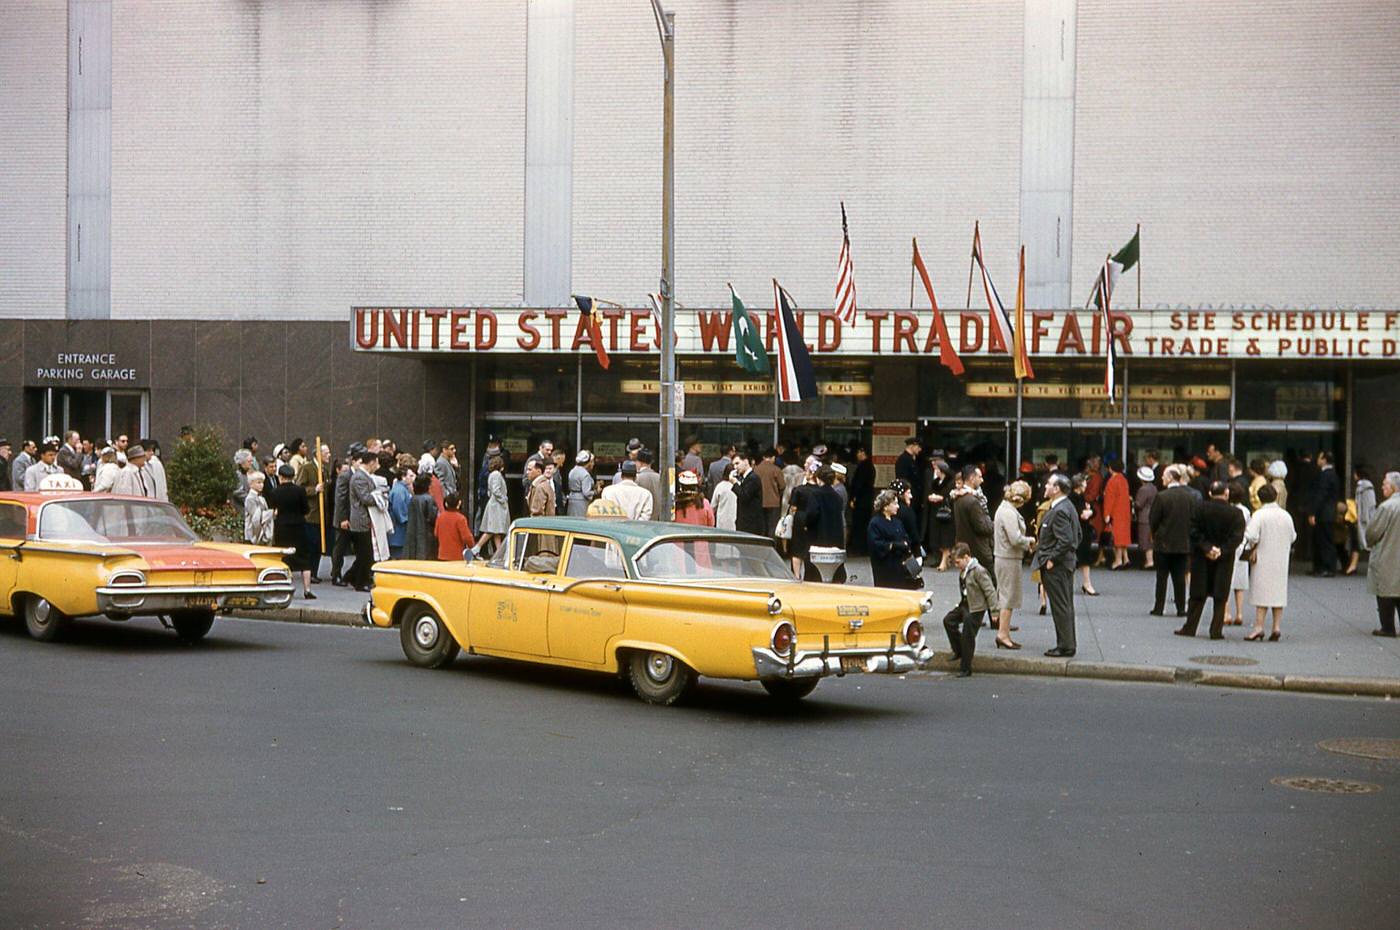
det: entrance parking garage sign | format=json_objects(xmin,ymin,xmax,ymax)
[{"xmin": 353, "ymin": 307, "xmax": 1400, "ymax": 361}]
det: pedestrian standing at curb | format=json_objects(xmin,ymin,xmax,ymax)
[
  {"xmin": 1223, "ymin": 484, "xmax": 1252, "ymax": 627},
  {"xmin": 93, "ymin": 445, "xmax": 121, "ymax": 493},
  {"xmin": 264, "ymin": 464, "xmax": 316, "ymax": 600},
  {"xmin": 1031, "ymin": 473, "xmax": 1079, "ymax": 657},
  {"xmin": 943, "ymin": 543, "xmax": 996, "ymax": 677},
  {"xmin": 674, "ymin": 471, "xmax": 715, "ymax": 527},
  {"xmin": 244, "ymin": 472, "xmax": 274, "ymax": 545},
  {"xmin": 330, "ymin": 446, "xmax": 359, "ymax": 586},
  {"xmin": 1149, "ymin": 465, "xmax": 1195, "ymax": 617},
  {"xmin": 405, "ymin": 473, "xmax": 439, "ymax": 560},
  {"xmin": 1134, "ymin": 465, "xmax": 1158, "ymax": 569},
  {"xmin": 1243, "ymin": 483, "xmax": 1295, "ymax": 641},
  {"xmin": 1175, "ymin": 480, "xmax": 1246, "ymax": 641},
  {"xmin": 993, "ymin": 480, "xmax": 1035, "ymax": 650},
  {"xmin": 388, "ymin": 466, "xmax": 413, "ymax": 559},
  {"xmin": 711, "ymin": 462, "xmax": 737, "ymax": 531},
  {"xmin": 868, "ymin": 489, "xmax": 919, "ymax": 590},
  {"xmin": 474, "ymin": 454, "xmax": 509, "ymax": 558},
  {"xmin": 347, "ymin": 451, "xmax": 380, "ymax": 592},
  {"xmin": 1365, "ymin": 471, "xmax": 1400, "ymax": 638},
  {"xmin": 566, "ymin": 451, "xmax": 597, "ymax": 517}
]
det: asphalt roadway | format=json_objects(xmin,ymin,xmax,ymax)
[{"xmin": 1, "ymin": 616, "xmax": 1398, "ymax": 930}]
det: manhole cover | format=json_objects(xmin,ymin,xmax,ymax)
[
  {"xmin": 1271, "ymin": 776, "xmax": 1381, "ymax": 795},
  {"xmin": 1189, "ymin": 655, "xmax": 1259, "ymax": 667},
  {"xmin": 1318, "ymin": 738, "xmax": 1400, "ymax": 761}
]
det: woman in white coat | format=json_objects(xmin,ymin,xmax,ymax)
[
  {"xmin": 1243, "ymin": 483, "xmax": 1296, "ymax": 641},
  {"xmin": 992, "ymin": 480, "xmax": 1036, "ymax": 650},
  {"xmin": 1224, "ymin": 485, "xmax": 1253, "ymax": 626}
]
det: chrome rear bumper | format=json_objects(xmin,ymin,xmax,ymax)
[
  {"xmin": 753, "ymin": 642, "xmax": 935, "ymax": 680},
  {"xmin": 96, "ymin": 583, "xmax": 295, "ymax": 615}
]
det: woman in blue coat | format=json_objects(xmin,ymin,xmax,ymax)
[{"xmin": 868, "ymin": 489, "xmax": 921, "ymax": 589}]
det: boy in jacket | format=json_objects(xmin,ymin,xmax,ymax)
[{"xmin": 944, "ymin": 543, "xmax": 998, "ymax": 677}]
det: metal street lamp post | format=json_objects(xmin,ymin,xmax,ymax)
[{"xmin": 649, "ymin": 0, "xmax": 676, "ymax": 518}]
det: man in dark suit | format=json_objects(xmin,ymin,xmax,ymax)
[
  {"xmin": 732, "ymin": 452, "xmax": 766, "ymax": 537},
  {"xmin": 1031, "ymin": 473, "xmax": 1081, "ymax": 657},
  {"xmin": 1149, "ymin": 465, "xmax": 1197, "ymax": 617},
  {"xmin": 1175, "ymin": 480, "xmax": 1246, "ymax": 639},
  {"xmin": 952, "ymin": 464, "xmax": 995, "ymax": 569},
  {"xmin": 330, "ymin": 444, "xmax": 361, "ymax": 586},
  {"xmin": 347, "ymin": 451, "xmax": 380, "ymax": 592},
  {"xmin": 1308, "ymin": 451, "xmax": 1340, "ymax": 576},
  {"xmin": 895, "ymin": 438, "xmax": 922, "ymax": 514}
]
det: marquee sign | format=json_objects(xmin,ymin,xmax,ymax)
[{"xmin": 352, "ymin": 307, "xmax": 1400, "ymax": 361}]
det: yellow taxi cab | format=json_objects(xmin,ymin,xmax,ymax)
[
  {"xmin": 366, "ymin": 517, "xmax": 934, "ymax": 704},
  {"xmin": 0, "ymin": 491, "xmax": 296, "ymax": 643}
]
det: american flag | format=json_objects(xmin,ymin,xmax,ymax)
[{"xmin": 834, "ymin": 202, "xmax": 857, "ymax": 325}]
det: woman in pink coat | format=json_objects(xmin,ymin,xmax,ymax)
[{"xmin": 1102, "ymin": 460, "xmax": 1133, "ymax": 570}]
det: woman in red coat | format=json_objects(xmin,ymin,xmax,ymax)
[{"xmin": 1102, "ymin": 459, "xmax": 1133, "ymax": 570}]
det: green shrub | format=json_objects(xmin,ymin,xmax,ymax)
[
  {"xmin": 167, "ymin": 424, "xmax": 237, "ymax": 512},
  {"xmin": 184, "ymin": 504, "xmax": 245, "ymax": 542}
]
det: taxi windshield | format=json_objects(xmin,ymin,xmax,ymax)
[
  {"xmin": 38, "ymin": 499, "xmax": 200, "ymax": 544},
  {"xmin": 634, "ymin": 538, "xmax": 795, "ymax": 581}
]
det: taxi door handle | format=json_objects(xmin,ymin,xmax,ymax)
[{"xmin": 600, "ymin": 583, "xmax": 622, "ymax": 592}]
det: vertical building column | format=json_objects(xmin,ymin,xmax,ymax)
[
  {"xmin": 523, "ymin": 0, "xmax": 574, "ymax": 307},
  {"xmin": 68, "ymin": 0, "xmax": 111, "ymax": 318},
  {"xmin": 1019, "ymin": 0, "xmax": 1076, "ymax": 311}
]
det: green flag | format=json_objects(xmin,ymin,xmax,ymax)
[
  {"xmin": 1111, "ymin": 229, "xmax": 1139, "ymax": 274},
  {"xmin": 729, "ymin": 285, "xmax": 770, "ymax": 375}
]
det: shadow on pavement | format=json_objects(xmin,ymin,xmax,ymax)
[
  {"xmin": 0, "ymin": 617, "xmax": 277, "ymax": 653},
  {"xmin": 355, "ymin": 651, "xmax": 920, "ymax": 722}
]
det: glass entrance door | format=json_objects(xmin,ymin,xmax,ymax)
[{"xmin": 106, "ymin": 391, "xmax": 148, "ymax": 444}]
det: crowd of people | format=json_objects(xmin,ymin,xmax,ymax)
[{"xmin": 0, "ymin": 431, "xmax": 169, "ymax": 497}]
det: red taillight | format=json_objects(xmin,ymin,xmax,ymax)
[
  {"xmin": 771, "ymin": 622, "xmax": 795, "ymax": 656},
  {"xmin": 904, "ymin": 619, "xmax": 923, "ymax": 646}
]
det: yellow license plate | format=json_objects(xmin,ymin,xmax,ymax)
[
  {"xmin": 185, "ymin": 596, "xmax": 218, "ymax": 609},
  {"xmin": 224, "ymin": 595, "xmax": 260, "ymax": 609},
  {"xmin": 840, "ymin": 656, "xmax": 867, "ymax": 674}
]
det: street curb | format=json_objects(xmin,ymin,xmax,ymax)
[
  {"xmin": 228, "ymin": 606, "xmax": 365, "ymax": 628},
  {"xmin": 917, "ymin": 649, "xmax": 1396, "ymax": 699},
  {"xmin": 1180, "ymin": 669, "xmax": 1284, "ymax": 691},
  {"xmin": 233, "ymin": 610, "xmax": 1399, "ymax": 699},
  {"xmin": 1281, "ymin": 675, "xmax": 1400, "ymax": 698}
]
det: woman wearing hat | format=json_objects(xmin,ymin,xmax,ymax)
[
  {"xmin": 566, "ymin": 451, "xmax": 597, "ymax": 517},
  {"xmin": 868, "ymin": 489, "xmax": 920, "ymax": 589},
  {"xmin": 1134, "ymin": 465, "xmax": 1158, "ymax": 569},
  {"xmin": 673, "ymin": 471, "xmax": 714, "ymax": 527},
  {"xmin": 992, "ymin": 480, "xmax": 1036, "ymax": 648}
]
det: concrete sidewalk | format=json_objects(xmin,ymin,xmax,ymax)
[{"xmin": 243, "ymin": 554, "xmax": 1400, "ymax": 698}]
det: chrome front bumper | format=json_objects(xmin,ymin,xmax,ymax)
[
  {"xmin": 753, "ymin": 642, "xmax": 936, "ymax": 680},
  {"xmin": 95, "ymin": 583, "xmax": 295, "ymax": 615}
]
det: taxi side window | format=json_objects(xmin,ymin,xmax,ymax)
[
  {"xmin": 0, "ymin": 504, "xmax": 27, "ymax": 539},
  {"xmin": 513, "ymin": 531, "xmax": 563, "ymax": 574},
  {"xmin": 564, "ymin": 538, "xmax": 627, "ymax": 580}
]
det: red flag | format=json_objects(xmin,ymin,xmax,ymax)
[
  {"xmin": 911, "ymin": 238, "xmax": 964, "ymax": 376},
  {"xmin": 571, "ymin": 295, "xmax": 611, "ymax": 369},
  {"xmin": 1014, "ymin": 245, "xmax": 1034, "ymax": 380}
]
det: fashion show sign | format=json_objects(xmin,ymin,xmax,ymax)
[{"xmin": 352, "ymin": 307, "xmax": 1400, "ymax": 361}]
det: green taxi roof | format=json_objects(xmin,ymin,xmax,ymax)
[{"xmin": 511, "ymin": 517, "xmax": 761, "ymax": 560}]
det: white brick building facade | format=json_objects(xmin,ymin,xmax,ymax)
[{"xmin": 5, "ymin": 0, "xmax": 1397, "ymax": 322}]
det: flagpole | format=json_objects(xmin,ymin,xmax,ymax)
[
  {"xmin": 909, "ymin": 253, "xmax": 916, "ymax": 310},
  {"xmin": 965, "ymin": 221, "xmax": 978, "ymax": 309},
  {"xmin": 650, "ymin": 0, "xmax": 676, "ymax": 519},
  {"xmin": 1136, "ymin": 223, "xmax": 1142, "ymax": 311}
]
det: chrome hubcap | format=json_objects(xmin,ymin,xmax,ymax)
[
  {"xmin": 645, "ymin": 653, "xmax": 674, "ymax": 682},
  {"xmin": 32, "ymin": 599, "xmax": 51, "ymax": 624},
  {"xmin": 413, "ymin": 616, "xmax": 439, "ymax": 649}
]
